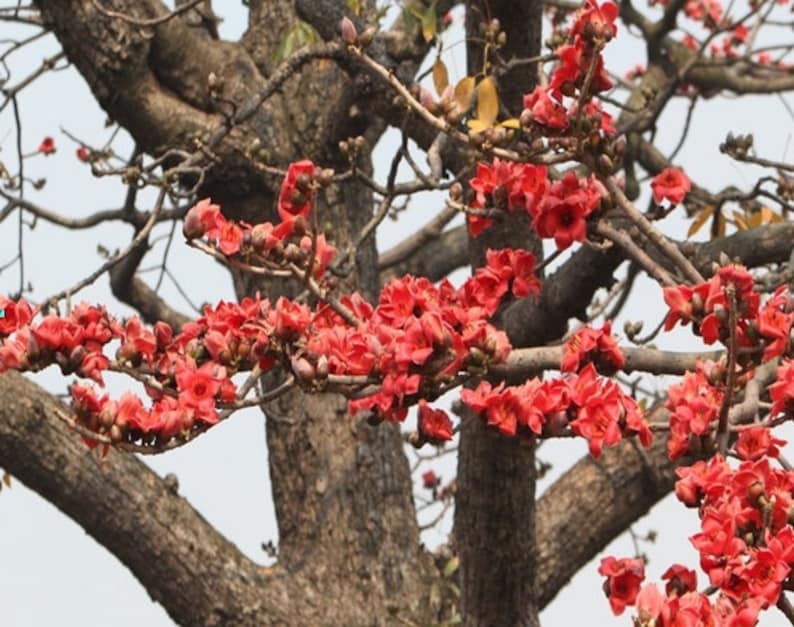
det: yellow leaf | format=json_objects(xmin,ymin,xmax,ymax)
[
  {"xmin": 345, "ymin": 0, "xmax": 361, "ymax": 15},
  {"xmin": 732, "ymin": 210, "xmax": 749, "ymax": 230},
  {"xmin": 421, "ymin": 4, "xmax": 437, "ymax": 42},
  {"xmin": 746, "ymin": 211, "xmax": 763, "ymax": 229},
  {"xmin": 454, "ymin": 76, "xmax": 475, "ymax": 111},
  {"xmin": 500, "ymin": 118, "xmax": 521, "ymax": 129},
  {"xmin": 466, "ymin": 119, "xmax": 489, "ymax": 133},
  {"xmin": 476, "ymin": 77, "xmax": 499, "ymax": 127},
  {"xmin": 432, "ymin": 59, "xmax": 449, "ymax": 96},
  {"xmin": 2, "ymin": 472, "xmax": 10, "ymax": 488},
  {"xmin": 761, "ymin": 205, "xmax": 782, "ymax": 224},
  {"xmin": 687, "ymin": 205, "xmax": 714, "ymax": 238}
]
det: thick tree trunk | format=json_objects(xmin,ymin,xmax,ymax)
[{"xmin": 454, "ymin": 3, "xmax": 544, "ymax": 625}]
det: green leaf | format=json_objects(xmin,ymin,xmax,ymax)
[{"xmin": 421, "ymin": 2, "xmax": 438, "ymax": 42}]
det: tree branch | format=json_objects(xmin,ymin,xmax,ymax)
[{"xmin": 0, "ymin": 371, "xmax": 296, "ymax": 626}]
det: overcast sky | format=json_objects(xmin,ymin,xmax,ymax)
[{"xmin": 0, "ymin": 2, "xmax": 792, "ymax": 625}]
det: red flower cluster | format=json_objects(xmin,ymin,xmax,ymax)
[
  {"xmin": 467, "ymin": 163, "xmax": 604, "ymax": 250},
  {"xmin": 530, "ymin": 172, "xmax": 604, "ymax": 250},
  {"xmin": 0, "ymin": 239, "xmax": 541, "ymax": 448},
  {"xmin": 183, "ymin": 165, "xmax": 336, "ymax": 278},
  {"xmin": 461, "ymin": 363, "xmax": 650, "ymax": 457},
  {"xmin": 560, "ymin": 320, "xmax": 626, "ymax": 373},
  {"xmin": 344, "ymin": 250, "xmax": 533, "ymax": 421},
  {"xmin": 678, "ymin": 455, "xmax": 793, "ymax": 615},
  {"xmin": 466, "ymin": 158, "xmax": 547, "ymax": 237},
  {"xmin": 519, "ymin": 0, "xmax": 618, "ymax": 136},
  {"xmin": 665, "ymin": 362, "xmax": 724, "ymax": 460},
  {"xmin": 561, "ymin": 321, "xmax": 625, "ymax": 373},
  {"xmin": 663, "ymin": 264, "xmax": 760, "ymax": 345}
]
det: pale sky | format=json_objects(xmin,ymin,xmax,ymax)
[{"xmin": 0, "ymin": 2, "xmax": 792, "ymax": 626}]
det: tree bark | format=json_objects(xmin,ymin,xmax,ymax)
[{"xmin": 453, "ymin": 3, "xmax": 544, "ymax": 625}]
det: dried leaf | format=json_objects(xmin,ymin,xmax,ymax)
[
  {"xmin": 761, "ymin": 205, "xmax": 782, "ymax": 223},
  {"xmin": 454, "ymin": 76, "xmax": 475, "ymax": 111},
  {"xmin": 476, "ymin": 77, "xmax": 499, "ymax": 127},
  {"xmin": 421, "ymin": 4, "xmax": 437, "ymax": 42},
  {"xmin": 687, "ymin": 205, "xmax": 714, "ymax": 238},
  {"xmin": 2, "ymin": 472, "xmax": 10, "ymax": 488},
  {"xmin": 732, "ymin": 210, "xmax": 749, "ymax": 230},
  {"xmin": 500, "ymin": 118, "xmax": 521, "ymax": 129},
  {"xmin": 432, "ymin": 59, "xmax": 449, "ymax": 96},
  {"xmin": 466, "ymin": 118, "xmax": 489, "ymax": 133}
]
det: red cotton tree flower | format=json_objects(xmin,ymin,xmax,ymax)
[{"xmin": 1, "ymin": 1, "xmax": 794, "ymax": 626}]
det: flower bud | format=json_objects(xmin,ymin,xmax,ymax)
[
  {"xmin": 291, "ymin": 355, "xmax": 316, "ymax": 382},
  {"xmin": 315, "ymin": 354, "xmax": 329, "ymax": 379},
  {"xmin": 182, "ymin": 206, "xmax": 205, "ymax": 240},
  {"xmin": 110, "ymin": 424, "xmax": 123, "ymax": 443},
  {"xmin": 340, "ymin": 16, "xmax": 357, "ymax": 44}
]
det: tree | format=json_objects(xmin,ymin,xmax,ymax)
[{"xmin": 1, "ymin": 0, "xmax": 794, "ymax": 625}]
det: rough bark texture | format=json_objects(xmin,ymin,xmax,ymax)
[{"xmin": 453, "ymin": 3, "xmax": 544, "ymax": 625}]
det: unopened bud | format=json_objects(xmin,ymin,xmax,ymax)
[
  {"xmin": 291, "ymin": 355, "xmax": 316, "ymax": 381},
  {"xmin": 359, "ymin": 27, "xmax": 376, "ymax": 47},
  {"xmin": 315, "ymin": 354, "xmax": 329, "ymax": 379},
  {"xmin": 340, "ymin": 16, "xmax": 357, "ymax": 44},
  {"xmin": 110, "ymin": 424, "xmax": 123, "ymax": 443},
  {"xmin": 316, "ymin": 168, "xmax": 334, "ymax": 187}
]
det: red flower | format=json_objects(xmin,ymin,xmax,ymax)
[
  {"xmin": 278, "ymin": 160, "xmax": 315, "ymax": 222},
  {"xmin": 661, "ymin": 564, "xmax": 698, "ymax": 596},
  {"xmin": 76, "ymin": 146, "xmax": 90, "ymax": 162},
  {"xmin": 598, "ymin": 556, "xmax": 645, "ymax": 615},
  {"xmin": 183, "ymin": 198, "xmax": 221, "ymax": 239},
  {"xmin": 175, "ymin": 359, "xmax": 223, "ymax": 412},
  {"xmin": 635, "ymin": 584, "xmax": 664, "ymax": 624},
  {"xmin": 531, "ymin": 172, "xmax": 601, "ymax": 250},
  {"xmin": 561, "ymin": 321, "xmax": 624, "ymax": 373},
  {"xmin": 421, "ymin": 469, "xmax": 438, "ymax": 489},
  {"xmin": 769, "ymin": 359, "xmax": 794, "ymax": 416},
  {"xmin": 572, "ymin": 0, "xmax": 619, "ymax": 41},
  {"xmin": 0, "ymin": 296, "xmax": 33, "ymax": 336},
  {"xmin": 569, "ymin": 383, "xmax": 622, "ymax": 457},
  {"xmin": 418, "ymin": 401, "xmax": 453, "ymax": 443},
  {"xmin": 662, "ymin": 282, "xmax": 708, "ymax": 331},
  {"xmin": 484, "ymin": 248, "xmax": 541, "ymax": 300},
  {"xmin": 522, "ymin": 86, "xmax": 569, "ymax": 130},
  {"xmin": 218, "ymin": 219, "xmax": 244, "ymax": 256},
  {"xmin": 651, "ymin": 168, "xmax": 691, "ymax": 205},
  {"xmin": 38, "ymin": 136, "xmax": 56, "ymax": 155},
  {"xmin": 734, "ymin": 426, "xmax": 786, "ymax": 461}
]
